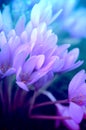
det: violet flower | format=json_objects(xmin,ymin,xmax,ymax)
[
  {"xmin": 63, "ymin": 8, "xmax": 86, "ymax": 38},
  {"xmin": 68, "ymin": 70, "xmax": 86, "ymax": 124},
  {"xmin": 68, "ymin": 70, "xmax": 86, "ymax": 106},
  {"xmin": 12, "ymin": 18, "xmax": 83, "ymax": 90},
  {"xmin": 14, "ymin": 52, "xmax": 59, "ymax": 91}
]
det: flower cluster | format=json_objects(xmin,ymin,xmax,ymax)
[
  {"xmin": 0, "ymin": 0, "xmax": 83, "ymax": 91},
  {"xmin": 0, "ymin": 0, "xmax": 86, "ymax": 130}
]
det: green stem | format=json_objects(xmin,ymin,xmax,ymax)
[{"xmin": 29, "ymin": 90, "xmax": 38, "ymax": 115}]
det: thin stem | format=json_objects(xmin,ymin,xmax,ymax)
[
  {"xmin": 38, "ymin": 76, "xmax": 57, "ymax": 95},
  {"xmin": 30, "ymin": 115, "xmax": 71, "ymax": 120},
  {"xmin": 29, "ymin": 90, "xmax": 38, "ymax": 115},
  {"xmin": 32, "ymin": 99, "xmax": 69, "ymax": 109}
]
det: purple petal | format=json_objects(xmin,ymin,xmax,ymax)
[
  {"xmin": 16, "ymin": 81, "xmax": 28, "ymax": 91},
  {"xmin": 37, "ymin": 22, "xmax": 47, "ymax": 34},
  {"xmin": 0, "ymin": 43, "xmax": 11, "ymax": 66},
  {"xmin": 54, "ymin": 44, "xmax": 70, "ymax": 57},
  {"xmin": 15, "ymin": 15, "xmax": 26, "ymax": 35},
  {"xmin": 62, "ymin": 60, "xmax": 83, "ymax": 72},
  {"xmin": 40, "ymin": 4, "xmax": 52, "ymax": 24},
  {"xmin": 21, "ymin": 31, "xmax": 28, "ymax": 44},
  {"xmin": 72, "ymin": 83, "xmax": 86, "ymax": 105},
  {"xmin": 0, "ymin": 70, "xmax": 3, "ymax": 75},
  {"xmin": 52, "ymin": 59, "xmax": 64, "ymax": 72},
  {"xmin": 25, "ymin": 22, "xmax": 33, "ymax": 37},
  {"xmin": 0, "ymin": 31, "xmax": 7, "ymax": 46},
  {"xmin": 23, "ymin": 56, "xmax": 37, "ymax": 74},
  {"xmin": 69, "ymin": 102, "xmax": 84, "ymax": 123},
  {"xmin": 64, "ymin": 48, "xmax": 79, "ymax": 69},
  {"xmin": 69, "ymin": 70, "xmax": 86, "ymax": 99},
  {"xmin": 36, "ymin": 55, "xmax": 45, "ymax": 69},
  {"xmin": 8, "ymin": 29, "xmax": 16, "ymax": 38},
  {"xmin": 57, "ymin": 104, "xmax": 80, "ymax": 130},
  {"xmin": 16, "ymin": 67, "xmax": 22, "ymax": 81},
  {"xmin": 2, "ymin": 68, "xmax": 16, "ymax": 78},
  {"xmin": 13, "ymin": 50, "xmax": 28, "ymax": 71},
  {"xmin": 31, "ymin": 28, "xmax": 37, "ymax": 43},
  {"xmin": 31, "ymin": 4, "xmax": 40, "ymax": 26},
  {"xmin": 63, "ymin": 108, "xmax": 80, "ymax": 130},
  {"xmin": 8, "ymin": 36, "xmax": 20, "ymax": 54},
  {"xmin": 28, "ymin": 56, "xmax": 57, "ymax": 85}
]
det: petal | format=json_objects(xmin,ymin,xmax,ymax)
[
  {"xmin": 52, "ymin": 59, "xmax": 64, "ymax": 72},
  {"xmin": 64, "ymin": 48, "xmax": 79, "ymax": 68},
  {"xmin": 2, "ymin": 5, "xmax": 12, "ymax": 32},
  {"xmin": 49, "ymin": 9, "xmax": 63, "ymax": 24},
  {"xmin": 36, "ymin": 55, "xmax": 45, "ymax": 70},
  {"xmin": 63, "ymin": 60, "xmax": 83, "ymax": 72},
  {"xmin": 63, "ymin": 108, "xmax": 80, "ymax": 130},
  {"xmin": 31, "ymin": 28, "xmax": 37, "ymax": 43},
  {"xmin": 13, "ymin": 50, "xmax": 27, "ymax": 71},
  {"xmin": 28, "ymin": 56, "xmax": 57, "ymax": 85},
  {"xmin": 31, "ymin": 4, "xmax": 40, "ymax": 26},
  {"xmin": 23, "ymin": 56, "xmax": 37, "ymax": 74},
  {"xmin": 69, "ymin": 102, "xmax": 84, "ymax": 123},
  {"xmin": 0, "ymin": 31, "xmax": 7, "ymax": 46},
  {"xmin": 55, "ymin": 44, "xmax": 70, "ymax": 57},
  {"xmin": 69, "ymin": 70, "xmax": 86, "ymax": 99},
  {"xmin": 8, "ymin": 29, "xmax": 16, "ymax": 38},
  {"xmin": 15, "ymin": 15, "xmax": 26, "ymax": 35},
  {"xmin": 0, "ymin": 43, "xmax": 10, "ymax": 66},
  {"xmin": 8, "ymin": 36, "xmax": 20, "ymax": 54},
  {"xmin": 73, "ymin": 83, "xmax": 86, "ymax": 105},
  {"xmin": 16, "ymin": 67, "xmax": 22, "ymax": 81},
  {"xmin": 37, "ymin": 22, "xmax": 47, "ymax": 34},
  {"xmin": 16, "ymin": 81, "xmax": 28, "ymax": 91},
  {"xmin": 21, "ymin": 31, "xmax": 28, "ymax": 44},
  {"xmin": 0, "ymin": 70, "xmax": 3, "ymax": 75},
  {"xmin": 40, "ymin": 4, "xmax": 52, "ymax": 24},
  {"xmin": 2, "ymin": 68, "xmax": 16, "ymax": 78}
]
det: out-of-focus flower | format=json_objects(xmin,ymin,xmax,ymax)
[
  {"xmin": 0, "ymin": 6, "xmax": 12, "ymax": 33},
  {"xmin": 63, "ymin": 8, "xmax": 86, "ymax": 38},
  {"xmin": 2, "ymin": 0, "xmax": 86, "ymax": 38}
]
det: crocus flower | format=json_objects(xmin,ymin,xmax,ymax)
[
  {"xmin": 52, "ymin": 45, "xmax": 83, "ymax": 73},
  {"xmin": 12, "ymin": 17, "xmax": 83, "ymax": 91},
  {"xmin": 14, "ymin": 51, "xmax": 59, "ymax": 91},
  {"xmin": 68, "ymin": 70, "xmax": 86, "ymax": 124},
  {"xmin": 68, "ymin": 70, "xmax": 86, "ymax": 106}
]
